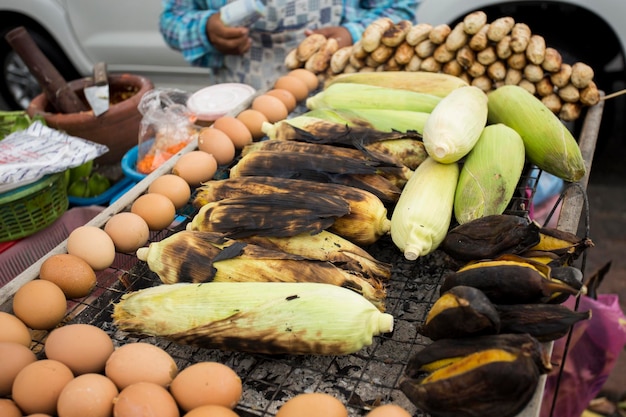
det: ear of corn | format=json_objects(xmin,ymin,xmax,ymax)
[
  {"xmin": 260, "ymin": 116, "xmax": 421, "ymax": 145},
  {"xmin": 487, "ymin": 85, "xmax": 586, "ymax": 182},
  {"xmin": 240, "ymin": 140, "xmax": 409, "ymax": 200},
  {"xmin": 454, "ymin": 123, "xmax": 526, "ymax": 224},
  {"xmin": 136, "ymin": 230, "xmax": 387, "ymax": 310},
  {"xmin": 306, "ymin": 82, "xmax": 442, "ymax": 113},
  {"xmin": 323, "ymin": 71, "xmax": 469, "ymax": 97},
  {"xmin": 189, "ymin": 192, "xmax": 350, "ymax": 239},
  {"xmin": 391, "ymin": 157, "xmax": 459, "ymax": 260},
  {"xmin": 112, "ymin": 281, "xmax": 394, "ymax": 355},
  {"xmin": 422, "ymin": 85, "xmax": 489, "ymax": 163},
  {"xmin": 365, "ymin": 138, "xmax": 428, "ymax": 171},
  {"xmin": 240, "ymin": 230, "xmax": 392, "ymax": 281},
  {"xmin": 304, "ymin": 108, "xmax": 430, "ymax": 134},
  {"xmin": 192, "ymin": 176, "xmax": 392, "ymax": 246}
]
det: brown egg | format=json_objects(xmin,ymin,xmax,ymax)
[
  {"xmin": 197, "ymin": 127, "xmax": 237, "ymax": 165},
  {"xmin": 0, "ymin": 399, "xmax": 22, "ymax": 417},
  {"xmin": 170, "ymin": 362, "xmax": 242, "ymax": 411},
  {"xmin": 288, "ymin": 68, "xmax": 320, "ymax": 91},
  {"xmin": 39, "ymin": 253, "xmax": 97, "ymax": 298},
  {"xmin": 113, "ymin": 382, "xmax": 179, "ymax": 417},
  {"xmin": 265, "ymin": 88, "xmax": 297, "ymax": 112},
  {"xmin": 12, "ymin": 280, "xmax": 67, "ymax": 330},
  {"xmin": 0, "ymin": 341, "xmax": 37, "ymax": 397},
  {"xmin": 12, "ymin": 359, "xmax": 74, "ymax": 415},
  {"xmin": 172, "ymin": 151, "xmax": 218, "ymax": 187},
  {"xmin": 0, "ymin": 311, "xmax": 32, "ymax": 346},
  {"xmin": 213, "ymin": 116, "xmax": 253, "ymax": 149},
  {"xmin": 365, "ymin": 404, "xmax": 412, "ymax": 417},
  {"xmin": 274, "ymin": 75, "xmax": 309, "ymax": 102},
  {"xmin": 184, "ymin": 405, "xmax": 240, "ymax": 417},
  {"xmin": 57, "ymin": 373, "xmax": 119, "ymax": 417},
  {"xmin": 104, "ymin": 212, "xmax": 151, "ymax": 253},
  {"xmin": 275, "ymin": 393, "xmax": 348, "ymax": 417},
  {"xmin": 45, "ymin": 323, "xmax": 115, "ymax": 375},
  {"xmin": 236, "ymin": 109, "xmax": 268, "ymax": 140},
  {"xmin": 148, "ymin": 174, "xmax": 192, "ymax": 210},
  {"xmin": 105, "ymin": 342, "xmax": 178, "ymax": 390},
  {"xmin": 66, "ymin": 226, "xmax": 116, "ymax": 271},
  {"xmin": 251, "ymin": 94, "xmax": 289, "ymax": 123},
  {"xmin": 131, "ymin": 193, "xmax": 177, "ymax": 230}
]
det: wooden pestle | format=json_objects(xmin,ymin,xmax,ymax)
[{"xmin": 5, "ymin": 26, "xmax": 89, "ymax": 113}]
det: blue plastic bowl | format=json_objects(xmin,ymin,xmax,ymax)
[{"xmin": 121, "ymin": 145, "xmax": 148, "ymax": 182}]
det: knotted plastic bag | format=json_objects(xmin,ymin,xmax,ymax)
[
  {"xmin": 136, "ymin": 88, "xmax": 198, "ymax": 174},
  {"xmin": 541, "ymin": 291, "xmax": 626, "ymax": 417}
]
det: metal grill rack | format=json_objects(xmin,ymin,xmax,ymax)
[{"xmin": 0, "ymin": 93, "xmax": 604, "ymax": 417}]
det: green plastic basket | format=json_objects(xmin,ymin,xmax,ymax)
[{"xmin": 0, "ymin": 172, "xmax": 69, "ymax": 242}]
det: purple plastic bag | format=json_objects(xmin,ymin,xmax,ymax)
[{"xmin": 541, "ymin": 294, "xmax": 626, "ymax": 417}]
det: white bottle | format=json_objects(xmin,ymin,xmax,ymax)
[{"xmin": 220, "ymin": 0, "xmax": 266, "ymax": 27}]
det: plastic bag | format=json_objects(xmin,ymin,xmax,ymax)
[
  {"xmin": 0, "ymin": 121, "xmax": 109, "ymax": 192},
  {"xmin": 540, "ymin": 293, "xmax": 626, "ymax": 417},
  {"xmin": 136, "ymin": 88, "xmax": 198, "ymax": 174}
]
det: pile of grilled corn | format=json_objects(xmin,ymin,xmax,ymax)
[
  {"xmin": 111, "ymin": 48, "xmax": 597, "ymax": 416},
  {"xmin": 286, "ymin": 11, "xmax": 600, "ymax": 121}
]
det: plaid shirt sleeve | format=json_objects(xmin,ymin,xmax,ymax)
[
  {"xmin": 341, "ymin": 0, "xmax": 420, "ymax": 44},
  {"xmin": 159, "ymin": 0, "xmax": 225, "ymax": 68}
]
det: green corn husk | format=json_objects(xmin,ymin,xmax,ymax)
[
  {"xmin": 454, "ymin": 123, "xmax": 526, "ymax": 224},
  {"xmin": 487, "ymin": 85, "xmax": 586, "ymax": 182},
  {"xmin": 112, "ymin": 281, "xmax": 394, "ymax": 355}
]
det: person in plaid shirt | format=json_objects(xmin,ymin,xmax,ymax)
[{"xmin": 159, "ymin": 0, "xmax": 418, "ymax": 89}]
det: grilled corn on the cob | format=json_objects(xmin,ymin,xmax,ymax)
[{"xmin": 113, "ymin": 281, "xmax": 394, "ymax": 355}]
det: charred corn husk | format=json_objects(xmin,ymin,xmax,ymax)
[
  {"xmin": 529, "ymin": 226, "xmax": 595, "ymax": 265},
  {"xmin": 190, "ymin": 192, "xmax": 350, "ymax": 239},
  {"xmin": 454, "ymin": 124, "xmax": 526, "ymax": 224},
  {"xmin": 112, "ymin": 281, "xmax": 394, "ymax": 355},
  {"xmin": 400, "ymin": 338, "xmax": 550, "ymax": 417},
  {"xmin": 420, "ymin": 285, "xmax": 500, "ymax": 340},
  {"xmin": 323, "ymin": 71, "xmax": 469, "ymax": 97},
  {"xmin": 239, "ymin": 230, "xmax": 392, "ymax": 281},
  {"xmin": 240, "ymin": 139, "xmax": 411, "ymax": 195},
  {"xmin": 193, "ymin": 177, "xmax": 391, "ymax": 246},
  {"xmin": 404, "ymin": 333, "xmax": 551, "ymax": 378},
  {"xmin": 487, "ymin": 85, "xmax": 586, "ymax": 182},
  {"xmin": 260, "ymin": 116, "xmax": 421, "ymax": 145},
  {"xmin": 365, "ymin": 139, "xmax": 428, "ymax": 171},
  {"xmin": 306, "ymin": 83, "xmax": 442, "ymax": 113},
  {"xmin": 136, "ymin": 230, "xmax": 387, "ymax": 310},
  {"xmin": 440, "ymin": 255, "xmax": 583, "ymax": 304},
  {"xmin": 422, "ymin": 86, "xmax": 488, "ymax": 164},
  {"xmin": 391, "ymin": 157, "xmax": 459, "ymax": 260},
  {"xmin": 229, "ymin": 148, "xmax": 406, "ymax": 181},
  {"xmin": 440, "ymin": 214, "xmax": 541, "ymax": 262},
  {"xmin": 495, "ymin": 303, "xmax": 591, "ymax": 342},
  {"xmin": 304, "ymin": 108, "xmax": 430, "ymax": 134}
]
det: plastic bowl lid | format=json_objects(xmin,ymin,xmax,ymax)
[{"xmin": 187, "ymin": 83, "xmax": 256, "ymax": 121}]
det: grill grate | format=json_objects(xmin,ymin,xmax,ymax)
[{"xmin": 12, "ymin": 175, "xmax": 536, "ymax": 417}]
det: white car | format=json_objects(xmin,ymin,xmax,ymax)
[{"xmin": 1, "ymin": 0, "xmax": 624, "ymax": 112}]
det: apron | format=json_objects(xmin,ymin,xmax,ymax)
[{"xmin": 211, "ymin": 0, "xmax": 343, "ymax": 89}]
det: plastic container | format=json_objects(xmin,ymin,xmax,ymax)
[
  {"xmin": 121, "ymin": 145, "xmax": 148, "ymax": 182},
  {"xmin": 186, "ymin": 83, "xmax": 256, "ymax": 123},
  {"xmin": 68, "ymin": 176, "xmax": 136, "ymax": 207}
]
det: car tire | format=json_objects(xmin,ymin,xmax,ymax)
[{"xmin": 0, "ymin": 25, "xmax": 80, "ymax": 110}]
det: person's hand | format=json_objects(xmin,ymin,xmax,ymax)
[
  {"xmin": 206, "ymin": 13, "xmax": 251, "ymax": 55},
  {"xmin": 304, "ymin": 27, "xmax": 353, "ymax": 48}
]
